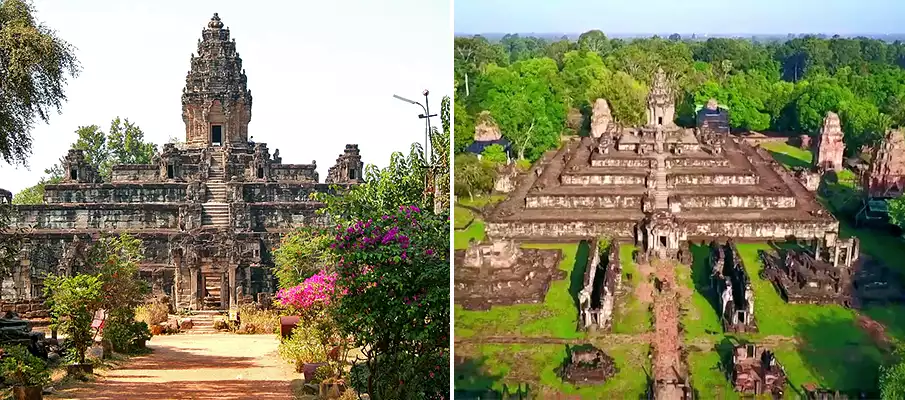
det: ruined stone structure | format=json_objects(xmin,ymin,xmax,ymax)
[
  {"xmin": 760, "ymin": 236, "xmax": 859, "ymax": 305},
  {"xmin": 0, "ymin": 14, "xmax": 363, "ymax": 310},
  {"xmin": 560, "ymin": 346, "xmax": 618, "ymax": 385},
  {"xmin": 815, "ymin": 112, "xmax": 845, "ymax": 172},
  {"xmin": 493, "ymin": 164, "xmax": 519, "ymax": 193},
  {"xmin": 731, "ymin": 344, "xmax": 787, "ymax": 397},
  {"xmin": 453, "ymin": 240, "xmax": 564, "ymax": 310},
  {"xmin": 590, "ymin": 99, "xmax": 615, "ymax": 139},
  {"xmin": 709, "ymin": 241, "xmax": 756, "ymax": 332},
  {"xmin": 484, "ymin": 68, "xmax": 839, "ymax": 260},
  {"xmin": 578, "ymin": 239, "xmax": 621, "ymax": 331},
  {"xmin": 865, "ymin": 128, "xmax": 905, "ymax": 198}
]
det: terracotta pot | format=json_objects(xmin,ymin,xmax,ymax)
[
  {"xmin": 66, "ymin": 363, "xmax": 94, "ymax": 376},
  {"xmin": 302, "ymin": 362, "xmax": 326, "ymax": 381},
  {"xmin": 13, "ymin": 385, "xmax": 42, "ymax": 400}
]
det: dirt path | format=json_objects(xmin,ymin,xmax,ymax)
[
  {"xmin": 50, "ymin": 334, "xmax": 300, "ymax": 400},
  {"xmin": 650, "ymin": 260, "xmax": 686, "ymax": 400}
]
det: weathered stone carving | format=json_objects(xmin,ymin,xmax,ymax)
[
  {"xmin": 709, "ymin": 240, "xmax": 756, "ymax": 332},
  {"xmin": 731, "ymin": 344, "xmax": 787, "ymax": 397},
  {"xmin": 0, "ymin": 14, "xmax": 362, "ymax": 311},
  {"xmin": 865, "ymin": 128, "xmax": 905, "ymax": 198},
  {"xmin": 578, "ymin": 239, "xmax": 621, "ymax": 331},
  {"xmin": 326, "ymin": 144, "xmax": 364, "ymax": 184},
  {"xmin": 815, "ymin": 112, "xmax": 845, "ymax": 172},
  {"xmin": 560, "ymin": 346, "xmax": 618, "ymax": 385},
  {"xmin": 647, "ymin": 68, "xmax": 675, "ymax": 129},
  {"xmin": 453, "ymin": 240, "xmax": 565, "ymax": 310},
  {"xmin": 590, "ymin": 99, "xmax": 613, "ymax": 139}
]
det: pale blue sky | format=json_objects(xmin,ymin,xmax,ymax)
[
  {"xmin": 1, "ymin": 0, "xmax": 452, "ymax": 193},
  {"xmin": 455, "ymin": 0, "xmax": 904, "ymax": 35}
]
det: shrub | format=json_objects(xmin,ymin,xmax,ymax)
[
  {"xmin": 236, "ymin": 304, "xmax": 279, "ymax": 334},
  {"xmin": 278, "ymin": 324, "xmax": 327, "ymax": 372},
  {"xmin": 104, "ymin": 320, "xmax": 151, "ymax": 353},
  {"xmin": 149, "ymin": 324, "xmax": 165, "ymax": 335},
  {"xmin": 44, "ymin": 273, "xmax": 104, "ymax": 364},
  {"xmin": 135, "ymin": 302, "xmax": 169, "ymax": 326},
  {"xmin": 213, "ymin": 319, "xmax": 229, "ymax": 331},
  {"xmin": 0, "ymin": 345, "xmax": 50, "ymax": 387}
]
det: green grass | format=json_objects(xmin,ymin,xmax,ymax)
[
  {"xmin": 454, "ymin": 220, "xmax": 485, "ymax": 250},
  {"xmin": 687, "ymin": 349, "xmax": 738, "ymax": 400},
  {"xmin": 455, "ymin": 343, "xmax": 650, "ymax": 399},
  {"xmin": 677, "ymin": 246, "xmax": 723, "ymax": 341},
  {"xmin": 455, "ymin": 242, "xmax": 589, "ymax": 339},
  {"xmin": 611, "ymin": 245, "xmax": 653, "ymax": 334},
  {"xmin": 454, "ymin": 206, "xmax": 475, "ymax": 230},
  {"xmin": 458, "ymin": 194, "xmax": 507, "ymax": 208},
  {"xmin": 760, "ymin": 141, "xmax": 813, "ymax": 169}
]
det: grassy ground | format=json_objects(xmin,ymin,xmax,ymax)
[
  {"xmin": 455, "ymin": 342, "xmax": 650, "ymax": 399},
  {"xmin": 611, "ymin": 245, "xmax": 653, "ymax": 334},
  {"xmin": 677, "ymin": 246, "xmax": 724, "ymax": 341},
  {"xmin": 455, "ymin": 242, "xmax": 589, "ymax": 339},
  {"xmin": 453, "ymin": 194, "xmax": 506, "ymax": 248},
  {"xmin": 760, "ymin": 141, "xmax": 813, "ymax": 168}
]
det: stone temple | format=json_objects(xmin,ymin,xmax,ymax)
[
  {"xmin": 0, "ymin": 14, "xmax": 363, "ymax": 311},
  {"xmin": 484, "ymin": 68, "xmax": 840, "ymax": 260}
]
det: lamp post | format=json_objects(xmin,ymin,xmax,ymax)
[{"xmin": 393, "ymin": 90, "xmax": 437, "ymax": 166}]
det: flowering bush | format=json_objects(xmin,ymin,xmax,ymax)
[
  {"xmin": 275, "ymin": 270, "xmax": 340, "ymax": 315},
  {"xmin": 329, "ymin": 205, "xmax": 449, "ymax": 399}
]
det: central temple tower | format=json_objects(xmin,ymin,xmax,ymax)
[{"xmin": 182, "ymin": 13, "xmax": 252, "ymax": 149}]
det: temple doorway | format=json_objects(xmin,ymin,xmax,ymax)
[{"xmin": 211, "ymin": 125, "xmax": 223, "ymax": 146}]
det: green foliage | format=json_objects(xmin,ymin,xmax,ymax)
[
  {"xmin": 888, "ymin": 196, "xmax": 905, "ymax": 231},
  {"xmin": 453, "ymin": 96, "xmax": 474, "ymax": 153},
  {"xmin": 454, "ymin": 31, "xmax": 905, "ymax": 160},
  {"xmin": 44, "ymin": 273, "xmax": 104, "ymax": 364},
  {"xmin": 481, "ymin": 58, "xmax": 565, "ymax": 161},
  {"xmin": 67, "ymin": 119, "xmax": 157, "ymax": 179},
  {"xmin": 315, "ymin": 143, "xmax": 435, "ymax": 223},
  {"xmin": 0, "ymin": 0, "xmax": 80, "ymax": 165},
  {"xmin": 11, "ymin": 176, "xmax": 60, "ymax": 205},
  {"xmin": 279, "ymin": 324, "xmax": 328, "ymax": 372},
  {"xmin": 454, "ymin": 153, "xmax": 495, "ymax": 201},
  {"xmin": 103, "ymin": 320, "xmax": 150, "ymax": 353},
  {"xmin": 273, "ymin": 228, "xmax": 334, "ymax": 289},
  {"xmin": 0, "ymin": 345, "xmax": 50, "ymax": 387},
  {"xmin": 480, "ymin": 144, "xmax": 508, "ymax": 164},
  {"xmin": 880, "ymin": 353, "xmax": 905, "ymax": 399}
]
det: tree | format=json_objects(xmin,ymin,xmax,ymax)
[
  {"xmin": 453, "ymin": 95, "xmax": 474, "ymax": 153},
  {"xmin": 431, "ymin": 96, "xmax": 451, "ymax": 213},
  {"xmin": 44, "ymin": 273, "xmax": 103, "ymax": 364},
  {"xmin": 669, "ymin": 33, "xmax": 681, "ymax": 42},
  {"xmin": 0, "ymin": 0, "xmax": 80, "ymax": 165},
  {"xmin": 11, "ymin": 176, "xmax": 59, "ymax": 205},
  {"xmin": 481, "ymin": 144, "xmax": 508, "ymax": 164},
  {"xmin": 888, "ymin": 196, "xmax": 905, "ymax": 232},
  {"xmin": 273, "ymin": 229, "xmax": 335, "ymax": 289},
  {"xmin": 454, "ymin": 153, "xmax": 494, "ymax": 201},
  {"xmin": 880, "ymin": 350, "xmax": 905, "ymax": 399},
  {"xmin": 330, "ymin": 206, "xmax": 448, "ymax": 399},
  {"xmin": 480, "ymin": 58, "xmax": 565, "ymax": 161},
  {"xmin": 454, "ymin": 36, "xmax": 507, "ymax": 97},
  {"xmin": 106, "ymin": 117, "xmax": 157, "ymax": 166},
  {"xmin": 577, "ymin": 30, "xmax": 610, "ymax": 57}
]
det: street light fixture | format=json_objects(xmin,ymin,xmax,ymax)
[{"xmin": 393, "ymin": 90, "xmax": 437, "ymax": 167}]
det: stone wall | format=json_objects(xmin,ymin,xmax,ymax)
[
  {"xmin": 241, "ymin": 183, "xmax": 336, "ymax": 203},
  {"xmin": 684, "ymin": 219, "xmax": 838, "ymax": 240},
  {"xmin": 111, "ymin": 165, "xmax": 159, "ymax": 182},
  {"xmin": 561, "ymin": 174, "xmax": 645, "ymax": 186},
  {"xmin": 14, "ymin": 205, "xmax": 180, "ymax": 230},
  {"xmin": 670, "ymin": 173, "xmax": 759, "ymax": 186},
  {"xmin": 250, "ymin": 203, "xmax": 329, "ymax": 230},
  {"xmin": 44, "ymin": 184, "xmax": 188, "ymax": 204},
  {"xmin": 666, "ymin": 158, "xmax": 730, "ymax": 168},
  {"xmin": 591, "ymin": 158, "xmax": 649, "ymax": 168},
  {"xmin": 270, "ymin": 165, "xmax": 318, "ymax": 182},
  {"xmin": 526, "ymin": 195, "xmax": 641, "ymax": 209},
  {"xmin": 678, "ymin": 195, "xmax": 796, "ymax": 209},
  {"xmin": 486, "ymin": 220, "xmax": 638, "ymax": 240}
]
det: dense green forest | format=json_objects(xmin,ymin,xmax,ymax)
[{"xmin": 453, "ymin": 31, "xmax": 905, "ymax": 162}]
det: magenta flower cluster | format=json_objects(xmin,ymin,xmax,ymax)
[{"xmin": 275, "ymin": 270, "xmax": 339, "ymax": 310}]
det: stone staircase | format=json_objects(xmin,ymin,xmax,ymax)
[
  {"xmin": 202, "ymin": 273, "xmax": 222, "ymax": 309},
  {"xmin": 182, "ymin": 310, "xmax": 222, "ymax": 334},
  {"xmin": 201, "ymin": 151, "xmax": 230, "ymax": 227},
  {"xmin": 654, "ymin": 153, "xmax": 669, "ymax": 209}
]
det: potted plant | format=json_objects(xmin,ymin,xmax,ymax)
[
  {"xmin": 0, "ymin": 345, "xmax": 51, "ymax": 400},
  {"xmin": 43, "ymin": 273, "xmax": 104, "ymax": 376}
]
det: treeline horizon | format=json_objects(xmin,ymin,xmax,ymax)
[{"xmin": 453, "ymin": 30, "xmax": 905, "ymax": 163}]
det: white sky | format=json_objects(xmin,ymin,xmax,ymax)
[{"xmin": 0, "ymin": 0, "xmax": 452, "ymax": 194}]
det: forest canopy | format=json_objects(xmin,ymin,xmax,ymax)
[{"xmin": 454, "ymin": 33, "xmax": 905, "ymax": 162}]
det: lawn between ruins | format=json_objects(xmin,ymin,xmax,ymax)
[{"xmin": 453, "ymin": 68, "xmax": 905, "ymax": 399}]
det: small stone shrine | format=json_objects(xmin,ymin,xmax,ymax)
[
  {"xmin": 709, "ymin": 240, "xmax": 756, "ymax": 333},
  {"xmin": 560, "ymin": 345, "xmax": 618, "ymax": 385},
  {"xmin": 731, "ymin": 344, "xmax": 787, "ymax": 397},
  {"xmin": 815, "ymin": 112, "xmax": 845, "ymax": 172}
]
